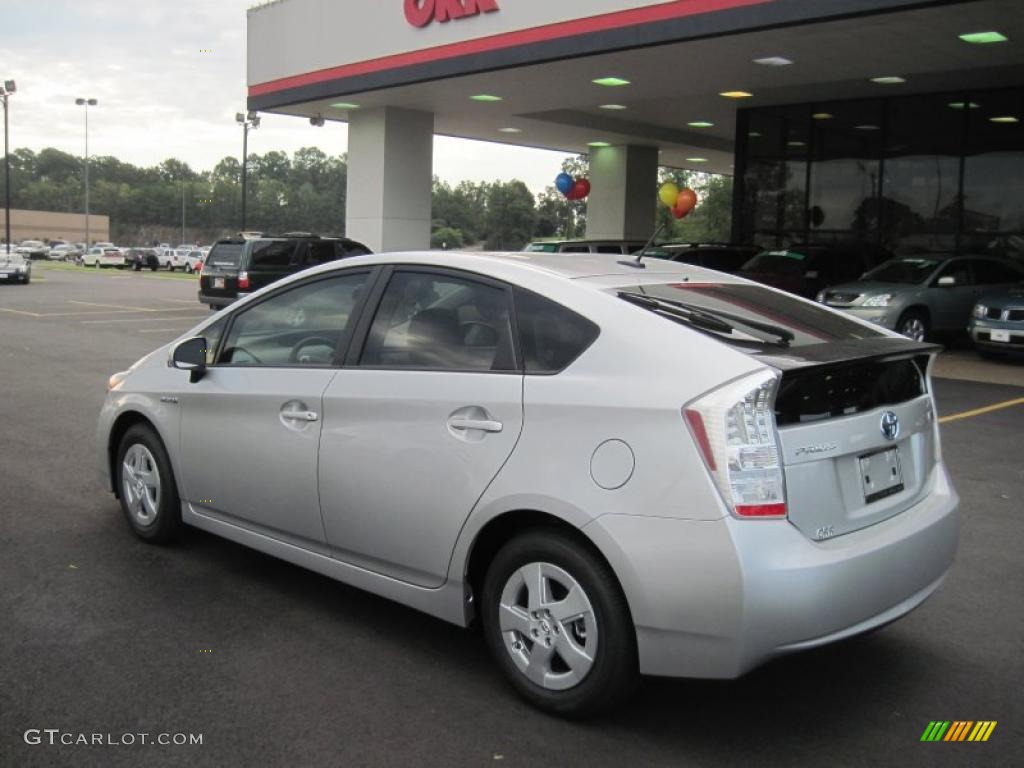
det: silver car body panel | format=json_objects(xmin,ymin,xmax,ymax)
[{"xmin": 97, "ymin": 251, "xmax": 959, "ymax": 679}]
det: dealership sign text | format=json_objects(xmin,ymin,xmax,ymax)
[{"xmin": 405, "ymin": 0, "xmax": 500, "ymax": 28}]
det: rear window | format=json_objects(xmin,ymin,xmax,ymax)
[
  {"xmin": 207, "ymin": 243, "xmax": 243, "ymax": 267},
  {"xmin": 617, "ymin": 283, "xmax": 883, "ymax": 348}
]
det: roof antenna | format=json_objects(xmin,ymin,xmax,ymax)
[{"xmin": 618, "ymin": 222, "xmax": 665, "ymax": 269}]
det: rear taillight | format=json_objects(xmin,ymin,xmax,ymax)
[
  {"xmin": 238, "ymin": 271, "xmax": 250, "ymax": 290},
  {"xmin": 684, "ymin": 369, "xmax": 787, "ymax": 520}
]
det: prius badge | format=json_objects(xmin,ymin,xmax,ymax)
[{"xmin": 881, "ymin": 411, "xmax": 900, "ymax": 441}]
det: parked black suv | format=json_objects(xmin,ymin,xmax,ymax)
[
  {"xmin": 125, "ymin": 248, "xmax": 160, "ymax": 271},
  {"xmin": 198, "ymin": 234, "xmax": 372, "ymax": 310}
]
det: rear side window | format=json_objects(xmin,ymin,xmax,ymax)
[
  {"xmin": 306, "ymin": 241, "xmax": 337, "ymax": 266},
  {"xmin": 514, "ymin": 289, "xmax": 599, "ymax": 373},
  {"xmin": 596, "ymin": 245, "xmax": 622, "ymax": 254},
  {"xmin": 561, "ymin": 246, "xmax": 590, "ymax": 253},
  {"xmin": 339, "ymin": 241, "xmax": 371, "ymax": 257},
  {"xmin": 207, "ymin": 243, "xmax": 243, "ymax": 267},
  {"xmin": 250, "ymin": 240, "xmax": 300, "ymax": 269}
]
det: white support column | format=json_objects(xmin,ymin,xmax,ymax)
[
  {"xmin": 346, "ymin": 107, "xmax": 434, "ymax": 252},
  {"xmin": 585, "ymin": 145, "xmax": 659, "ymax": 241}
]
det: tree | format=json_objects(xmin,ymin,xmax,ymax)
[{"xmin": 485, "ymin": 181, "xmax": 537, "ymax": 250}]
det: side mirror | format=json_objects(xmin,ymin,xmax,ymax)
[
  {"xmin": 937, "ymin": 275, "xmax": 957, "ymax": 287},
  {"xmin": 172, "ymin": 337, "xmax": 208, "ymax": 382}
]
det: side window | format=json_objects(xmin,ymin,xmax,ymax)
[
  {"xmin": 306, "ymin": 241, "xmax": 336, "ymax": 266},
  {"xmin": 934, "ymin": 260, "xmax": 973, "ymax": 286},
  {"xmin": 360, "ymin": 271, "xmax": 516, "ymax": 372},
  {"xmin": 249, "ymin": 240, "xmax": 299, "ymax": 269},
  {"xmin": 218, "ymin": 273, "xmax": 369, "ymax": 367},
  {"xmin": 596, "ymin": 245, "xmax": 622, "ymax": 254},
  {"xmin": 514, "ymin": 289, "xmax": 600, "ymax": 374},
  {"xmin": 561, "ymin": 246, "xmax": 590, "ymax": 253},
  {"xmin": 971, "ymin": 259, "xmax": 1022, "ymax": 285}
]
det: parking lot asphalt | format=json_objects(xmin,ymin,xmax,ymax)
[{"xmin": 0, "ymin": 265, "xmax": 1021, "ymax": 767}]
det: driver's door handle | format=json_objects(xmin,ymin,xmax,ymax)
[
  {"xmin": 281, "ymin": 410, "xmax": 319, "ymax": 423},
  {"xmin": 447, "ymin": 417, "xmax": 503, "ymax": 433}
]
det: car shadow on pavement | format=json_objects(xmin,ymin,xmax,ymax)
[{"xmin": 172, "ymin": 521, "xmax": 941, "ymax": 763}]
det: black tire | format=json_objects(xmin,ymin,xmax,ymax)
[
  {"xmin": 133, "ymin": 263, "xmax": 142, "ymax": 272},
  {"xmin": 896, "ymin": 309, "xmax": 930, "ymax": 342},
  {"xmin": 115, "ymin": 424, "xmax": 183, "ymax": 544},
  {"xmin": 22, "ymin": 272, "xmax": 30, "ymax": 284},
  {"xmin": 150, "ymin": 264, "xmax": 158, "ymax": 272},
  {"xmin": 481, "ymin": 529, "xmax": 638, "ymax": 718}
]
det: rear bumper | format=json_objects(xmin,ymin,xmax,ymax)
[
  {"xmin": 198, "ymin": 290, "xmax": 236, "ymax": 309},
  {"xmin": 584, "ymin": 462, "xmax": 959, "ymax": 678}
]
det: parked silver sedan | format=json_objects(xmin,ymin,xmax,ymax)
[
  {"xmin": 98, "ymin": 251, "xmax": 959, "ymax": 716},
  {"xmin": 818, "ymin": 254, "xmax": 1024, "ymax": 341}
]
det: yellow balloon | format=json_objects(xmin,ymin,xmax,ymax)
[{"xmin": 659, "ymin": 182, "xmax": 680, "ymax": 208}]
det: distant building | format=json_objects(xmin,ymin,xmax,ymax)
[{"xmin": 2, "ymin": 209, "xmax": 110, "ymax": 245}]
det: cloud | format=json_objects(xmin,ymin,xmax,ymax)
[{"xmin": 4, "ymin": 0, "xmax": 569, "ymax": 194}]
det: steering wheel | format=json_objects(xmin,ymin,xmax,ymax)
[
  {"xmin": 289, "ymin": 336, "xmax": 336, "ymax": 364},
  {"xmin": 225, "ymin": 346, "xmax": 263, "ymax": 365}
]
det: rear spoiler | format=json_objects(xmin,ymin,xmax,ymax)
[{"xmin": 753, "ymin": 337, "xmax": 941, "ymax": 372}]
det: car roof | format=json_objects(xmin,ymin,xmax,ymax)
[{"xmin": 300, "ymin": 250, "xmax": 734, "ymax": 288}]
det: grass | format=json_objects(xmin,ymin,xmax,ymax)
[{"xmin": 34, "ymin": 261, "xmax": 198, "ymax": 281}]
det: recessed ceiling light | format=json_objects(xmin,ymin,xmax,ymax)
[
  {"xmin": 688, "ymin": 121, "xmax": 714, "ymax": 128},
  {"xmin": 686, "ymin": 157, "xmax": 709, "ymax": 163},
  {"xmin": 599, "ymin": 104, "xmax": 628, "ymax": 110},
  {"xmin": 587, "ymin": 141, "xmax": 611, "ymax": 147},
  {"xmin": 856, "ymin": 124, "xmax": 881, "ymax": 130},
  {"xmin": 812, "ymin": 112, "xmax": 834, "ymax": 120},
  {"xmin": 990, "ymin": 116, "xmax": 1020, "ymax": 124},
  {"xmin": 330, "ymin": 102, "xmax": 360, "ymax": 110},
  {"xmin": 787, "ymin": 140, "xmax": 806, "ymax": 147},
  {"xmin": 498, "ymin": 127, "xmax": 522, "ymax": 133},
  {"xmin": 870, "ymin": 76, "xmax": 906, "ymax": 85},
  {"xmin": 753, "ymin": 56, "xmax": 793, "ymax": 67},
  {"xmin": 748, "ymin": 131, "xmax": 762, "ymax": 138},
  {"xmin": 593, "ymin": 77, "xmax": 630, "ymax": 87},
  {"xmin": 948, "ymin": 101, "xmax": 981, "ymax": 110},
  {"xmin": 720, "ymin": 91, "xmax": 754, "ymax": 99},
  {"xmin": 470, "ymin": 94, "xmax": 502, "ymax": 102},
  {"xmin": 959, "ymin": 31, "xmax": 1008, "ymax": 44}
]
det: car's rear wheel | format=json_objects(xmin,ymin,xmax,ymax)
[
  {"xmin": 115, "ymin": 424, "xmax": 182, "ymax": 543},
  {"xmin": 481, "ymin": 529, "xmax": 638, "ymax": 718},
  {"xmin": 896, "ymin": 310, "xmax": 929, "ymax": 342},
  {"xmin": 94, "ymin": 260, "xmax": 101, "ymax": 269}
]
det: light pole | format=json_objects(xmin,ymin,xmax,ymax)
[
  {"xmin": 75, "ymin": 98, "xmax": 97, "ymax": 247},
  {"xmin": 1, "ymin": 79, "xmax": 15, "ymax": 254},
  {"xmin": 236, "ymin": 111, "xmax": 260, "ymax": 230}
]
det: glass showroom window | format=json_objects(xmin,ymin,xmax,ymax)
[{"xmin": 962, "ymin": 88, "xmax": 1024, "ymax": 261}]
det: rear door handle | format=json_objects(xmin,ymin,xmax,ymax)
[
  {"xmin": 447, "ymin": 417, "xmax": 503, "ymax": 433},
  {"xmin": 281, "ymin": 410, "xmax": 319, "ymax": 423}
]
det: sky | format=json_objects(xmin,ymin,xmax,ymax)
[{"xmin": 2, "ymin": 0, "xmax": 572, "ymax": 193}]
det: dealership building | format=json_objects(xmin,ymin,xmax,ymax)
[{"xmin": 247, "ymin": 0, "xmax": 1023, "ymax": 257}]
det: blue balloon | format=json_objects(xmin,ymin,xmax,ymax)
[{"xmin": 555, "ymin": 173, "xmax": 573, "ymax": 195}]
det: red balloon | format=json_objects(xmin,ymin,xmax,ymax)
[
  {"xmin": 575, "ymin": 178, "xmax": 591, "ymax": 198},
  {"xmin": 673, "ymin": 188, "xmax": 698, "ymax": 219}
]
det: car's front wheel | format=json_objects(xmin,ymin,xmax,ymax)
[
  {"xmin": 481, "ymin": 529, "xmax": 638, "ymax": 718},
  {"xmin": 115, "ymin": 424, "xmax": 182, "ymax": 543},
  {"xmin": 897, "ymin": 310, "xmax": 930, "ymax": 342}
]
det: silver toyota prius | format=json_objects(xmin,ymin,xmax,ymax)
[{"xmin": 98, "ymin": 251, "xmax": 959, "ymax": 717}]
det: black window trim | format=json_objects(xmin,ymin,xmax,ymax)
[
  {"xmin": 203, "ymin": 266, "xmax": 383, "ymax": 370},
  {"xmin": 346, "ymin": 264, "xmax": 524, "ymax": 375}
]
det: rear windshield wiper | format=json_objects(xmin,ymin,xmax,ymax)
[{"xmin": 618, "ymin": 291, "xmax": 793, "ymax": 347}]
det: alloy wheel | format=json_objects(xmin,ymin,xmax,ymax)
[
  {"xmin": 121, "ymin": 443, "xmax": 162, "ymax": 527},
  {"xmin": 900, "ymin": 317, "xmax": 926, "ymax": 342},
  {"xmin": 498, "ymin": 562, "xmax": 598, "ymax": 691}
]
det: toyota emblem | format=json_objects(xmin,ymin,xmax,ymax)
[{"xmin": 880, "ymin": 411, "xmax": 900, "ymax": 441}]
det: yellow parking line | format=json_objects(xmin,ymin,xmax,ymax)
[{"xmin": 939, "ymin": 397, "xmax": 1024, "ymax": 424}]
